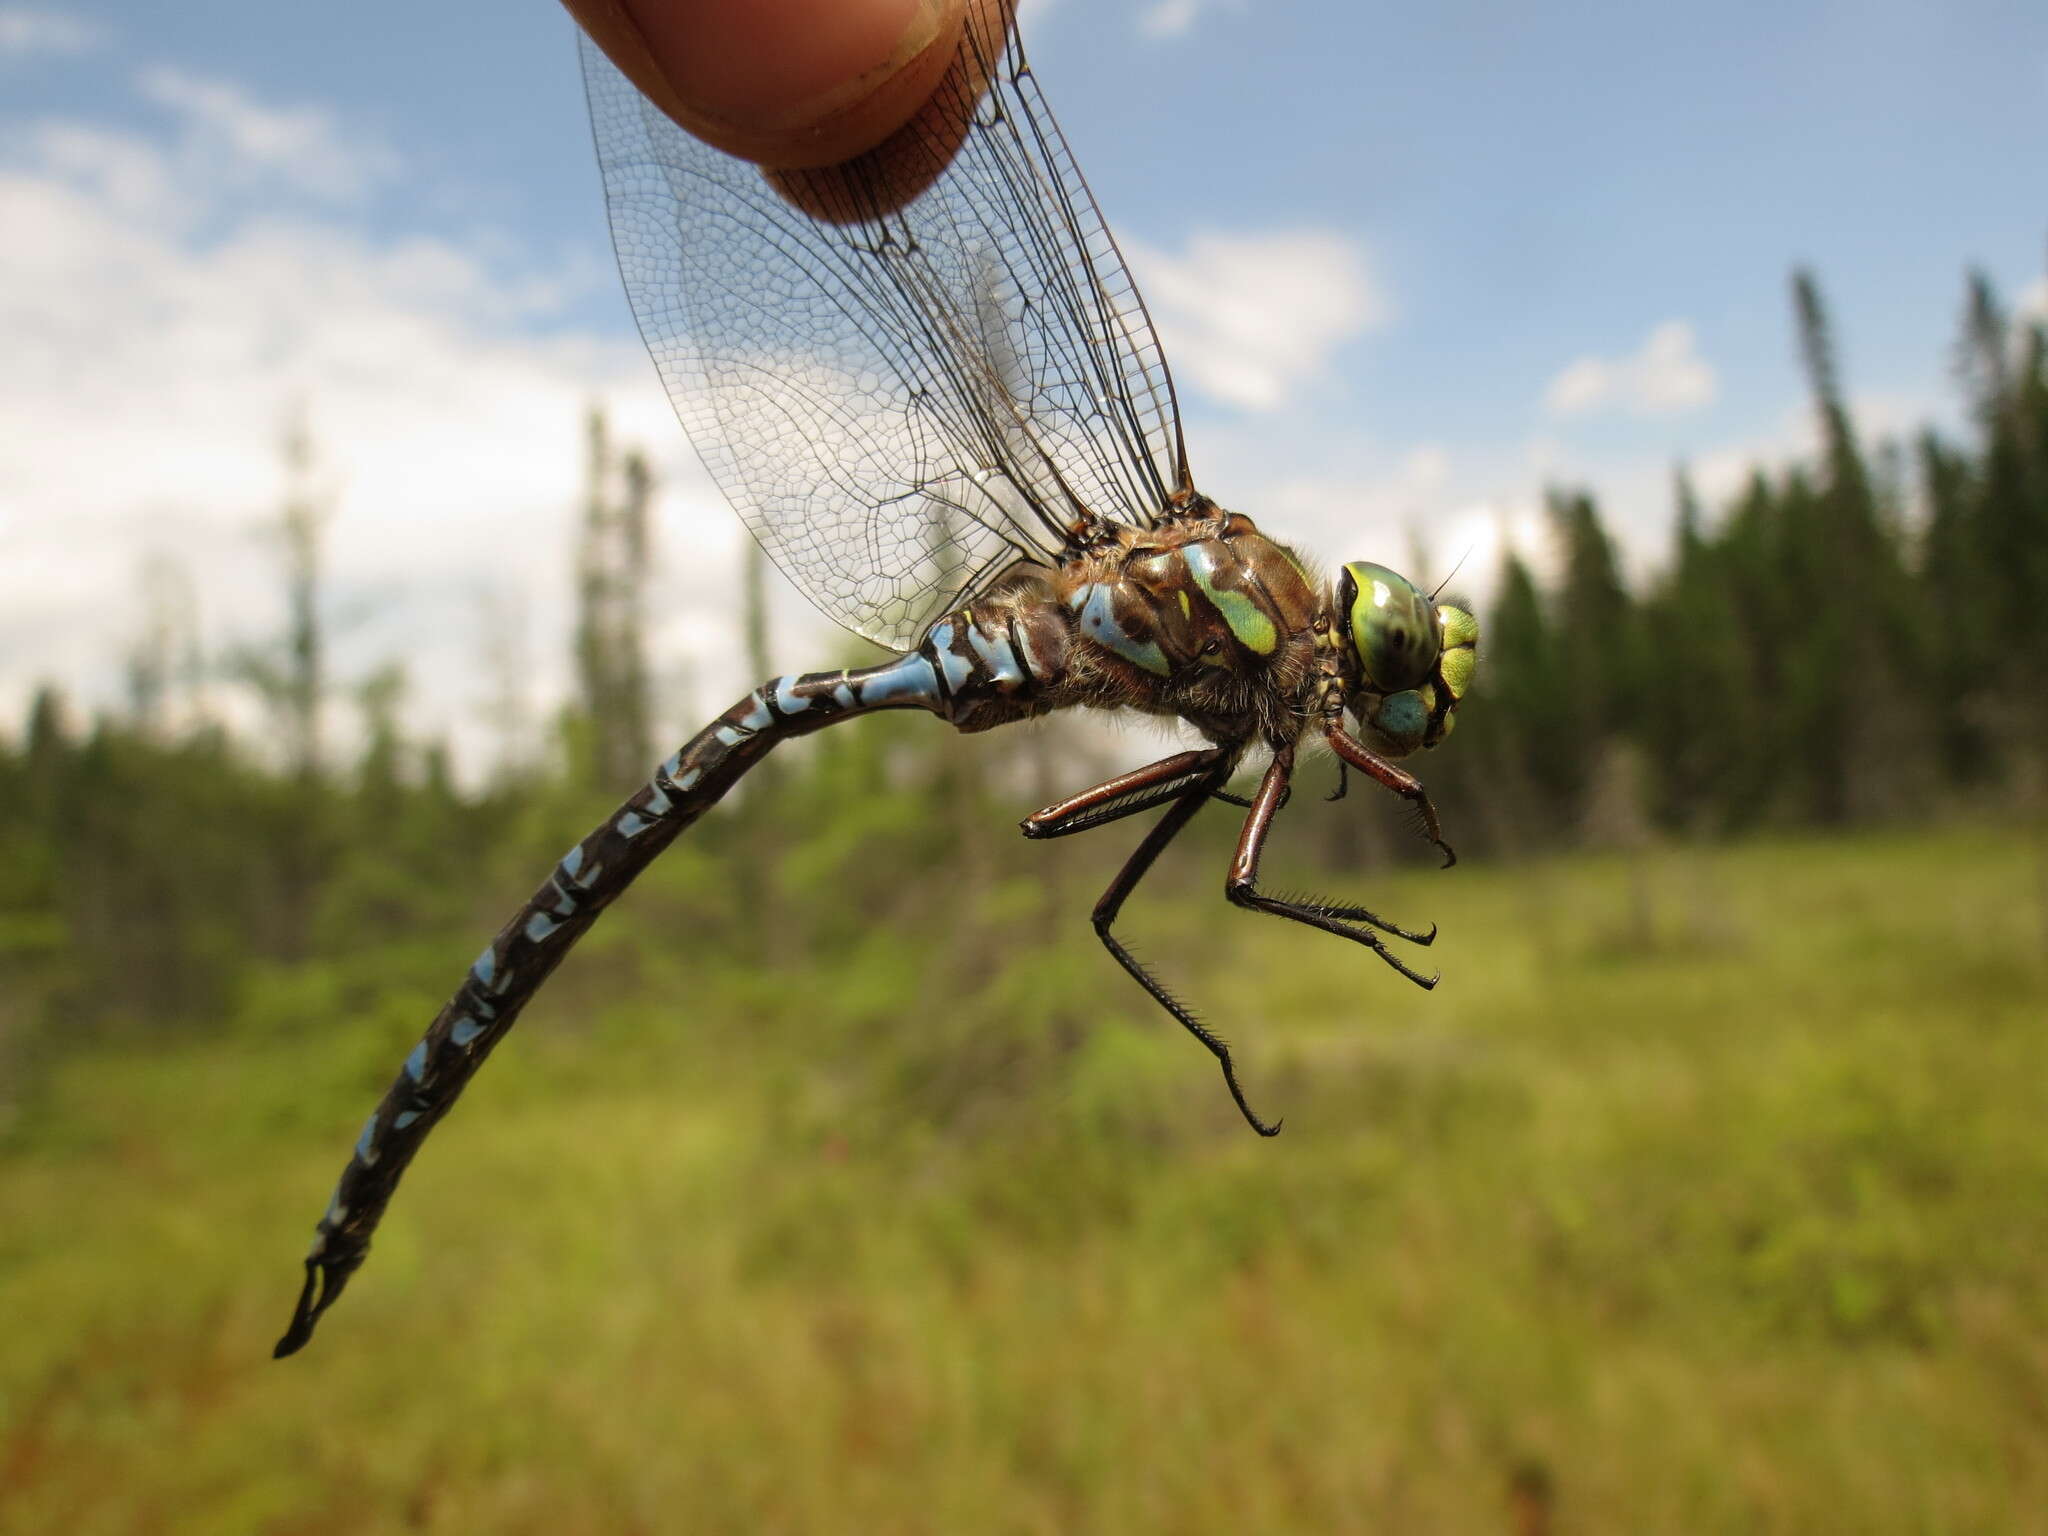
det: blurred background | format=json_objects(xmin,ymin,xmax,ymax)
[{"xmin": 3, "ymin": 0, "xmax": 2046, "ymax": 1530}]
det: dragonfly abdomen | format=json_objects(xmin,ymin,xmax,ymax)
[{"xmin": 276, "ymin": 604, "xmax": 1075, "ymax": 1355}]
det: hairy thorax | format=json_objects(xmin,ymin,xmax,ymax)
[{"xmin": 1032, "ymin": 509, "xmax": 1324, "ymax": 746}]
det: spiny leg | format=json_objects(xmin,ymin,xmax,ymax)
[
  {"xmin": 1018, "ymin": 745, "xmax": 1291, "ymax": 825},
  {"xmin": 1208, "ymin": 780, "xmax": 1289, "ymax": 813},
  {"xmin": 1219, "ymin": 757, "xmax": 1346, "ymax": 811},
  {"xmin": 1021, "ymin": 746, "xmax": 1235, "ymax": 841},
  {"xmin": 1225, "ymin": 746, "xmax": 1440, "ymax": 990},
  {"xmin": 1076, "ymin": 754, "xmax": 1283, "ymax": 1137},
  {"xmin": 1325, "ymin": 723, "xmax": 1455, "ymax": 868},
  {"xmin": 1326, "ymin": 758, "xmax": 1349, "ymax": 804},
  {"xmin": 1240, "ymin": 748, "xmax": 1436, "ymax": 946}
]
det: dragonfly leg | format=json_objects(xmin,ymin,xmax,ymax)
[
  {"xmin": 1221, "ymin": 756, "xmax": 1345, "ymax": 811},
  {"xmin": 1073, "ymin": 753, "xmax": 1283, "ymax": 1137},
  {"xmin": 1226, "ymin": 746, "xmax": 1441, "ymax": 990},
  {"xmin": 1325, "ymin": 724, "xmax": 1455, "ymax": 867},
  {"xmin": 1220, "ymin": 753, "xmax": 1351, "ymax": 811},
  {"xmin": 1021, "ymin": 746, "xmax": 1236, "ymax": 840},
  {"xmin": 1207, "ymin": 781, "xmax": 1290, "ymax": 813}
]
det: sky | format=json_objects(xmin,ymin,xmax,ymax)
[{"xmin": 2, "ymin": 0, "xmax": 2044, "ymax": 775}]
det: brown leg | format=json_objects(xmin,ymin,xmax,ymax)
[
  {"xmin": 1021, "ymin": 746, "xmax": 1235, "ymax": 840},
  {"xmin": 1325, "ymin": 723, "xmax": 1456, "ymax": 867},
  {"xmin": 1078, "ymin": 752, "xmax": 1283, "ymax": 1136},
  {"xmin": 1226, "ymin": 745, "xmax": 1440, "ymax": 989}
]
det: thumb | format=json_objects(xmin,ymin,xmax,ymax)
[{"xmin": 562, "ymin": 0, "xmax": 967, "ymax": 169}]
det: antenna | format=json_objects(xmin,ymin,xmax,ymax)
[{"xmin": 1430, "ymin": 545, "xmax": 1475, "ymax": 601}]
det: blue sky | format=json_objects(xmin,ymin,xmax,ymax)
[{"xmin": 2, "ymin": 0, "xmax": 2043, "ymax": 770}]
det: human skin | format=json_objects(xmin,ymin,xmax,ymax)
[{"xmin": 560, "ymin": 0, "xmax": 970, "ymax": 168}]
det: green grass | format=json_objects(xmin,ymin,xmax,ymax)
[{"xmin": 4, "ymin": 825, "xmax": 2046, "ymax": 1533}]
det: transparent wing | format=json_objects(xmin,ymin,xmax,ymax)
[{"xmin": 581, "ymin": 5, "xmax": 1189, "ymax": 650}]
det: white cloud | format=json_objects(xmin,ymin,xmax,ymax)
[
  {"xmin": 1127, "ymin": 229, "xmax": 1387, "ymax": 412},
  {"xmin": 1253, "ymin": 454, "xmax": 1540, "ymax": 613},
  {"xmin": 1542, "ymin": 358, "xmax": 1607, "ymax": 418},
  {"xmin": 137, "ymin": 66, "xmax": 398, "ymax": 203},
  {"xmin": 1402, "ymin": 443, "xmax": 1451, "ymax": 498},
  {"xmin": 1687, "ymin": 390, "xmax": 1934, "ymax": 508},
  {"xmin": 1502, "ymin": 385, "xmax": 1945, "ymax": 594},
  {"xmin": 1542, "ymin": 319, "xmax": 1717, "ymax": 420},
  {"xmin": 1137, "ymin": 0, "xmax": 1244, "ymax": 39},
  {"xmin": 18, "ymin": 121, "xmax": 178, "ymax": 224},
  {"xmin": 1272, "ymin": 444, "xmax": 1454, "ymax": 554},
  {"xmin": 0, "ymin": 85, "xmax": 745, "ymax": 777},
  {"xmin": 1194, "ymin": 360, "xmax": 1952, "ymax": 631},
  {"xmin": 0, "ymin": 7, "xmax": 103, "ymax": 57}
]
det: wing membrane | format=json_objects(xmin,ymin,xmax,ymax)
[{"xmin": 581, "ymin": 4, "xmax": 1188, "ymax": 649}]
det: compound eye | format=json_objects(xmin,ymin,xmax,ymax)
[{"xmin": 1342, "ymin": 561, "xmax": 1441, "ymax": 692}]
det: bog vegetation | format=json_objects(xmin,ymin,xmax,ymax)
[{"xmin": 2, "ymin": 269, "xmax": 2045, "ymax": 1531}]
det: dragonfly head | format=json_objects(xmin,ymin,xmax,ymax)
[{"xmin": 1333, "ymin": 561, "xmax": 1479, "ymax": 759}]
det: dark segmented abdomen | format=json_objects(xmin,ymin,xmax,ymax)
[
  {"xmin": 278, "ymin": 660, "xmax": 914, "ymax": 1354},
  {"xmin": 275, "ymin": 602, "xmax": 1069, "ymax": 1356}
]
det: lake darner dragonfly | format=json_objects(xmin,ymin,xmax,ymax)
[{"xmin": 275, "ymin": 0, "xmax": 1478, "ymax": 1357}]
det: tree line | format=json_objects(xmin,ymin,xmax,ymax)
[
  {"xmin": 1434, "ymin": 267, "xmax": 2048, "ymax": 849},
  {"xmin": 1, "ymin": 265, "xmax": 2043, "ymax": 1084}
]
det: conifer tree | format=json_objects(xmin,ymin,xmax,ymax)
[
  {"xmin": 1959, "ymin": 271, "xmax": 2048, "ymax": 740},
  {"xmin": 280, "ymin": 407, "xmax": 328, "ymax": 783},
  {"xmin": 1788, "ymin": 270, "xmax": 1917, "ymax": 820},
  {"xmin": 1549, "ymin": 488, "xmax": 1637, "ymax": 741},
  {"xmin": 1640, "ymin": 470, "xmax": 1755, "ymax": 827},
  {"xmin": 1486, "ymin": 550, "xmax": 1578, "ymax": 829},
  {"xmin": 1916, "ymin": 426, "xmax": 1990, "ymax": 778},
  {"xmin": 572, "ymin": 407, "xmax": 657, "ymax": 790},
  {"xmin": 125, "ymin": 554, "xmax": 202, "ymax": 740}
]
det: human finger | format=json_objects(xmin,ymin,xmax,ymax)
[{"xmin": 561, "ymin": 0, "xmax": 967, "ymax": 169}]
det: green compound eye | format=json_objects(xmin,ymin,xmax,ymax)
[
  {"xmin": 1341, "ymin": 561, "xmax": 1442, "ymax": 693},
  {"xmin": 1366, "ymin": 688, "xmax": 1431, "ymax": 754}
]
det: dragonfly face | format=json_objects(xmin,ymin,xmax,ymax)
[{"xmin": 1335, "ymin": 561, "xmax": 1479, "ymax": 759}]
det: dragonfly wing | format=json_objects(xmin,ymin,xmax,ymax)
[{"xmin": 580, "ymin": 8, "xmax": 1189, "ymax": 650}]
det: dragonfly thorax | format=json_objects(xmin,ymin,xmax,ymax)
[{"xmin": 1045, "ymin": 509, "xmax": 1326, "ymax": 745}]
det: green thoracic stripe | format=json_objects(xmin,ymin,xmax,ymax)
[{"xmin": 1185, "ymin": 544, "xmax": 1277, "ymax": 655}]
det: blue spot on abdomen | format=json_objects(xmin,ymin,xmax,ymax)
[
  {"xmin": 859, "ymin": 652, "xmax": 942, "ymax": 707},
  {"xmin": 967, "ymin": 624, "xmax": 1026, "ymax": 689}
]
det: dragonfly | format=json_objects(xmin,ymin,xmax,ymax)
[{"xmin": 275, "ymin": 0, "xmax": 1478, "ymax": 1357}]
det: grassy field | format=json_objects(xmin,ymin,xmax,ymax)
[{"xmin": 3, "ymin": 823, "xmax": 2046, "ymax": 1533}]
